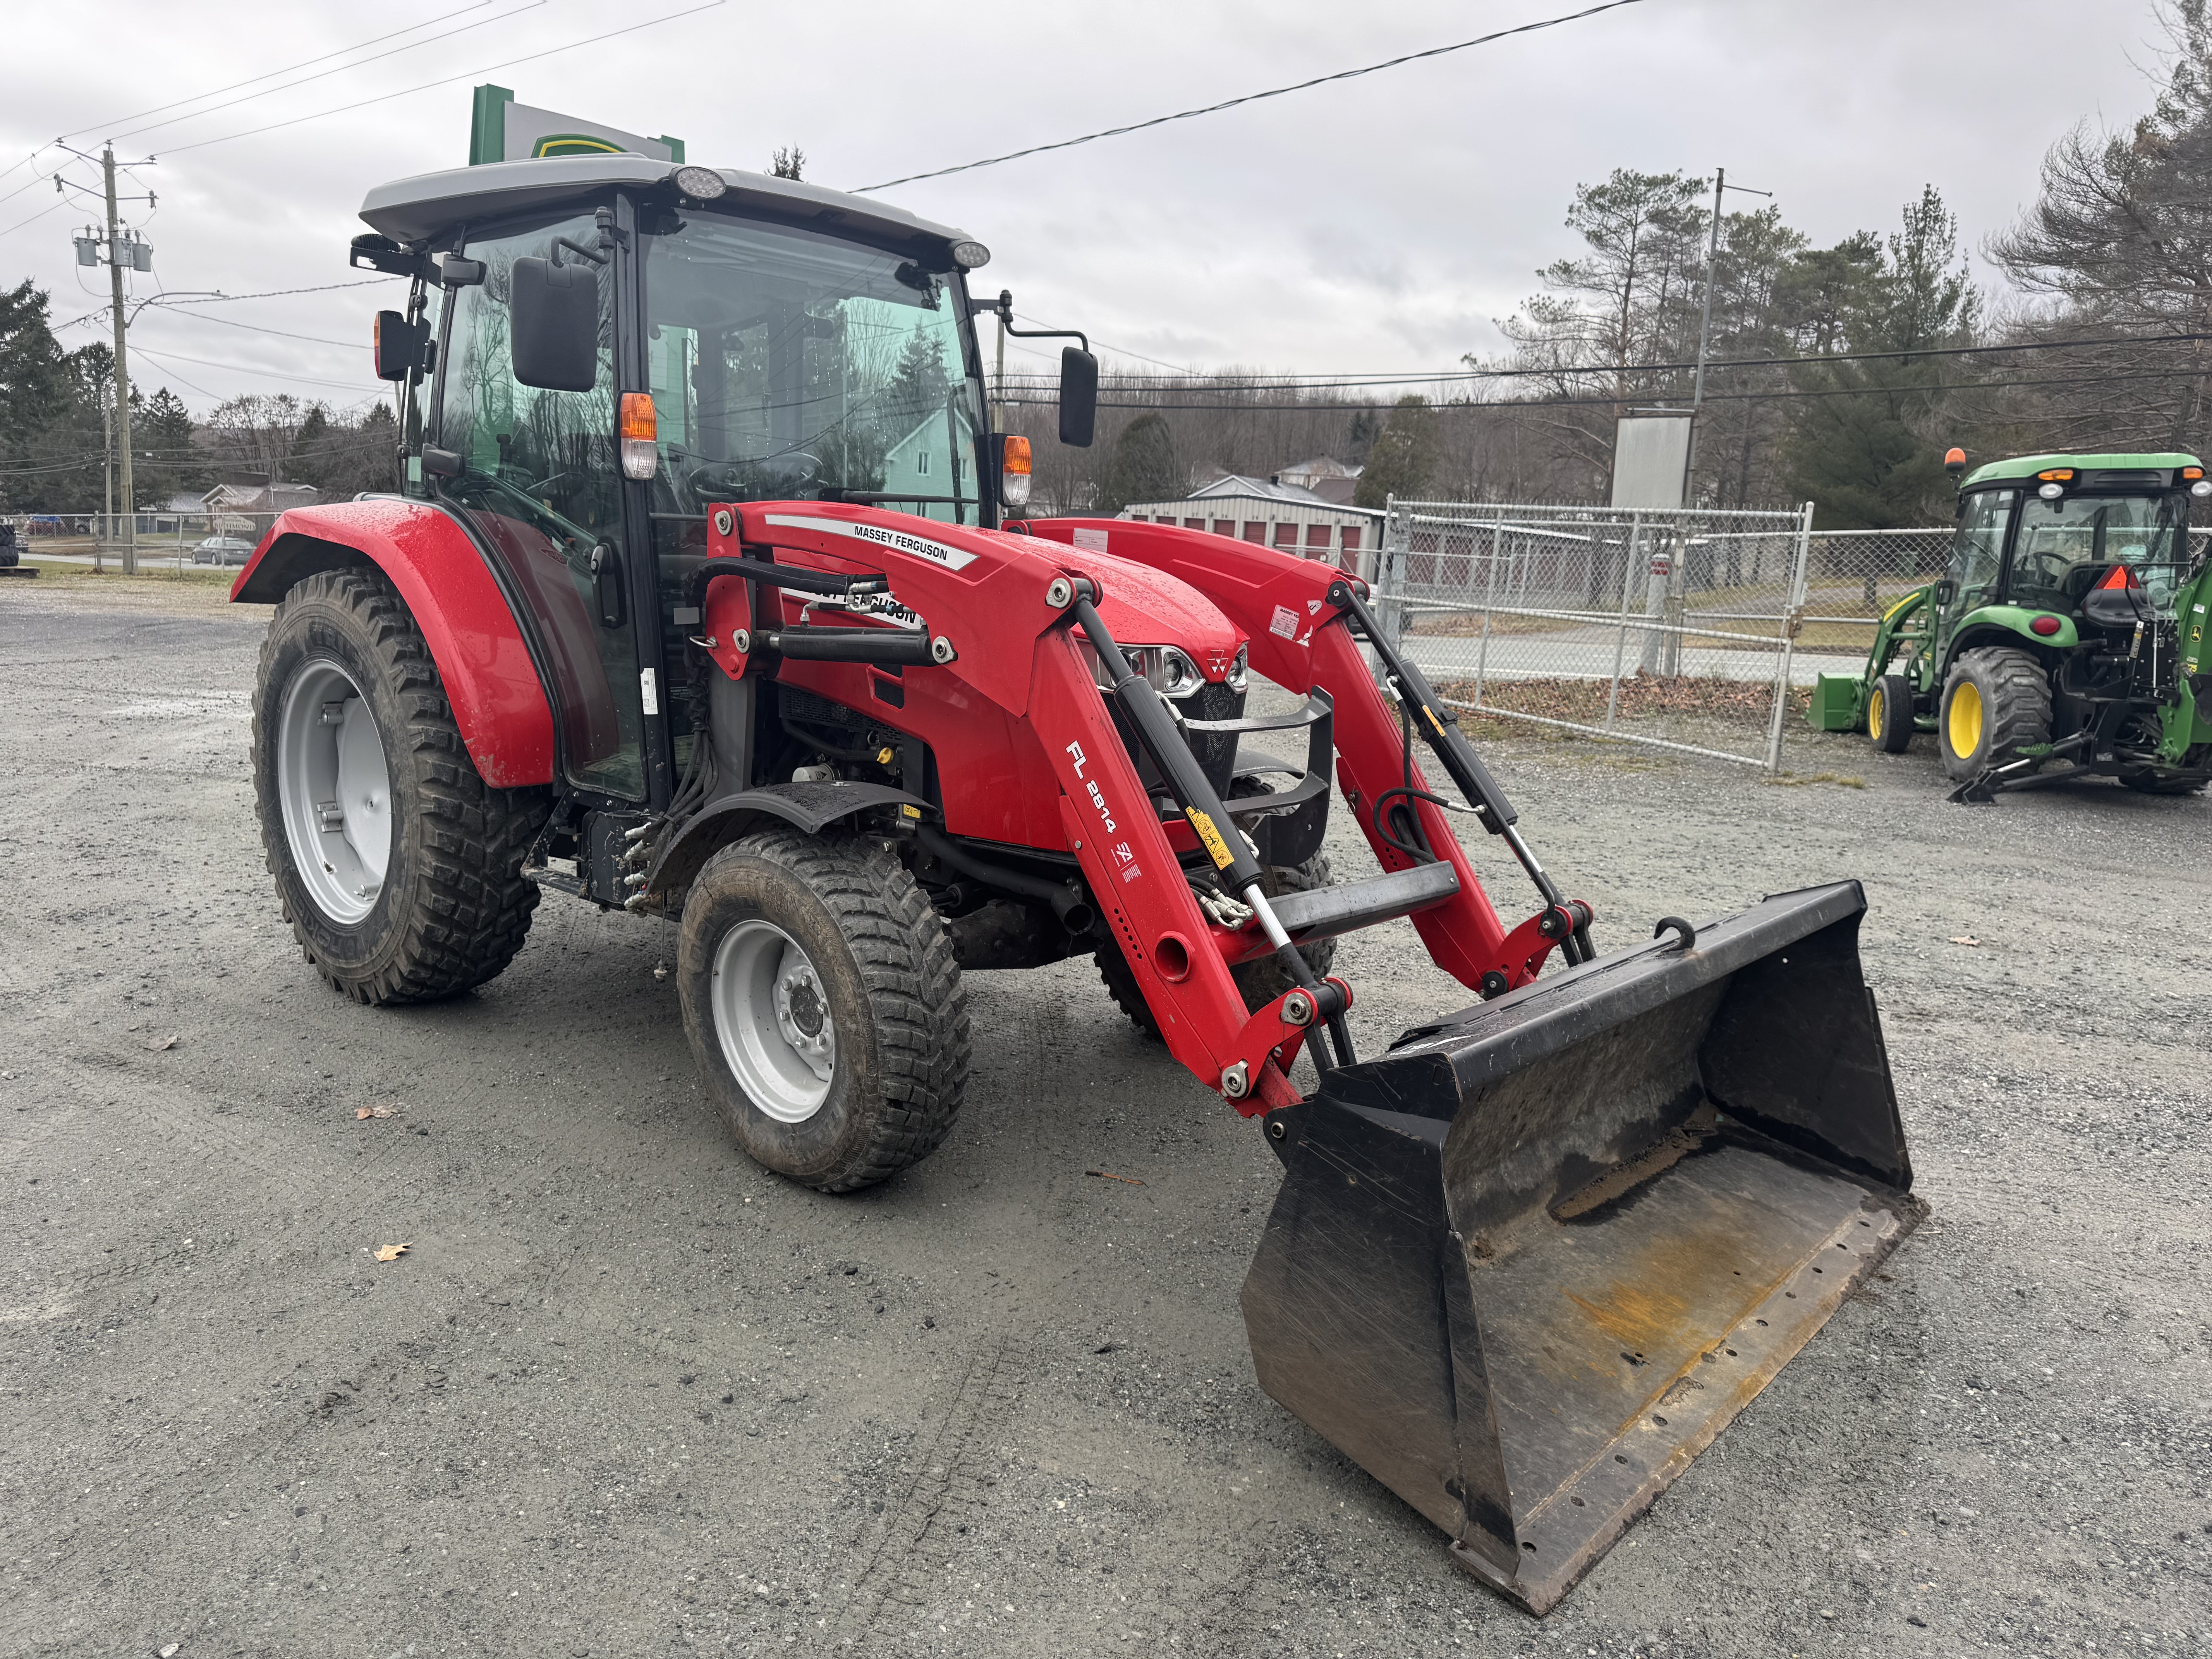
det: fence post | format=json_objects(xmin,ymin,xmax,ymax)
[
  {"xmin": 1764, "ymin": 501, "xmax": 1816, "ymax": 773},
  {"xmin": 1374, "ymin": 496, "xmax": 1407, "ymax": 678},
  {"xmin": 1604, "ymin": 512, "xmax": 1643, "ymax": 729}
]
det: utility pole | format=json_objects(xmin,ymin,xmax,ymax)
[
  {"xmin": 1687, "ymin": 167, "xmax": 1770, "ymax": 505},
  {"xmin": 102, "ymin": 146, "xmax": 137, "ymax": 575}
]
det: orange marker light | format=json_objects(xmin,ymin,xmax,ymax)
[
  {"xmin": 1000, "ymin": 433, "xmax": 1033, "ymax": 508},
  {"xmin": 619, "ymin": 393, "xmax": 658, "ymax": 481},
  {"xmin": 2185, "ymin": 467, "xmax": 2203, "ymax": 481}
]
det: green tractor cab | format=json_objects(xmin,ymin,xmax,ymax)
[{"xmin": 1808, "ymin": 450, "xmax": 2212, "ymax": 800}]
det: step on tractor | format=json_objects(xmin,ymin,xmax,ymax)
[
  {"xmin": 1810, "ymin": 448, "xmax": 2212, "ymax": 801},
  {"xmin": 232, "ymin": 154, "xmax": 1920, "ymax": 1614}
]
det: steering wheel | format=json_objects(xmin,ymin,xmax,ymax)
[{"xmin": 682, "ymin": 452, "xmax": 823, "ymax": 511}]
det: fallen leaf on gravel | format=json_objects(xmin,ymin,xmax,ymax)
[
  {"xmin": 355, "ymin": 1103, "xmax": 400, "ymax": 1120},
  {"xmin": 147, "ymin": 1034, "xmax": 178, "ymax": 1052},
  {"xmin": 1086, "ymin": 1169, "xmax": 1146, "ymax": 1187},
  {"xmin": 1949, "ymin": 936, "xmax": 1980, "ymax": 946},
  {"xmin": 373, "ymin": 1242, "xmax": 411, "ymax": 1262}
]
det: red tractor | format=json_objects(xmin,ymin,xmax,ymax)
[{"xmin": 232, "ymin": 155, "xmax": 1919, "ymax": 1613}]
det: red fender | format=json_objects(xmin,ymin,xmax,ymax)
[{"xmin": 230, "ymin": 501, "xmax": 556, "ymax": 788}]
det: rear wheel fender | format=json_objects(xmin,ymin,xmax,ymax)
[{"xmin": 230, "ymin": 503, "xmax": 555, "ymax": 787}]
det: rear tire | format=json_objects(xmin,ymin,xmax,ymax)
[
  {"xmin": 1937, "ymin": 647, "xmax": 2051, "ymax": 782},
  {"xmin": 252, "ymin": 567, "xmax": 550, "ymax": 1004},
  {"xmin": 678, "ymin": 828, "xmax": 969, "ymax": 1192},
  {"xmin": 1869, "ymin": 673, "xmax": 1914, "ymax": 754}
]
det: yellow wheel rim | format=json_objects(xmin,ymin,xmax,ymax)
[
  {"xmin": 1948, "ymin": 681, "xmax": 1984, "ymax": 758},
  {"xmin": 1867, "ymin": 686, "xmax": 1885, "ymax": 738}
]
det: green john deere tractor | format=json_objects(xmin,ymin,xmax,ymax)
[{"xmin": 1809, "ymin": 450, "xmax": 2212, "ymax": 801}]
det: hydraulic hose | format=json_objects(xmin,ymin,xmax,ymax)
[{"xmin": 1069, "ymin": 590, "xmax": 1350, "ymax": 1065}]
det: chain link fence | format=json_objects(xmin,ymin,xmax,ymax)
[
  {"xmin": 1375, "ymin": 498, "xmax": 1822, "ymax": 769},
  {"xmin": 2, "ymin": 510, "xmax": 278, "ymax": 572}
]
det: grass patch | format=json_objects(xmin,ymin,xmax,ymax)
[
  {"xmin": 1765, "ymin": 770, "xmax": 1869, "ymax": 789},
  {"xmin": 1435, "ymin": 672, "xmax": 1812, "ymax": 729}
]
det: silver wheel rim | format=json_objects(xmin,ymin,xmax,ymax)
[
  {"xmin": 276, "ymin": 658, "xmax": 393, "ymax": 926},
  {"xmin": 711, "ymin": 919, "xmax": 836, "ymax": 1123}
]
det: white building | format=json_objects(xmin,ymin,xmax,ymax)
[
  {"xmin": 880, "ymin": 406, "xmax": 977, "ymax": 508},
  {"xmin": 1118, "ymin": 472, "xmax": 1382, "ymax": 577}
]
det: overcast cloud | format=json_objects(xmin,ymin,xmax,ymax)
[{"xmin": 0, "ymin": 0, "xmax": 2184, "ymax": 413}]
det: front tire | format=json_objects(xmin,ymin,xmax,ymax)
[
  {"xmin": 1938, "ymin": 647, "xmax": 2051, "ymax": 782},
  {"xmin": 252, "ymin": 567, "xmax": 549, "ymax": 1004},
  {"xmin": 678, "ymin": 828, "xmax": 969, "ymax": 1192},
  {"xmin": 1869, "ymin": 673, "xmax": 1914, "ymax": 754}
]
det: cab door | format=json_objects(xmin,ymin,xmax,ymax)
[
  {"xmin": 1935, "ymin": 487, "xmax": 2015, "ymax": 668},
  {"xmin": 434, "ymin": 210, "xmax": 649, "ymax": 802}
]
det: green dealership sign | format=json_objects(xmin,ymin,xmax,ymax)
[{"xmin": 469, "ymin": 84, "xmax": 685, "ymax": 166}]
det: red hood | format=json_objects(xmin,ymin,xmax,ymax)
[{"xmin": 1079, "ymin": 544, "xmax": 1247, "ymax": 683}]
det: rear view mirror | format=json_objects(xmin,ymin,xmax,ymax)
[
  {"xmin": 1934, "ymin": 579, "xmax": 1958, "ymax": 608},
  {"xmin": 1059, "ymin": 347, "xmax": 1098, "ymax": 448},
  {"xmin": 510, "ymin": 256, "xmax": 598, "ymax": 392},
  {"xmin": 372, "ymin": 311, "xmax": 426, "ymax": 383}
]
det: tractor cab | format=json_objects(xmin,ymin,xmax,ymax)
[
  {"xmin": 1937, "ymin": 455, "xmax": 2205, "ymax": 639},
  {"xmin": 344, "ymin": 155, "xmax": 1099, "ymax": 812}
]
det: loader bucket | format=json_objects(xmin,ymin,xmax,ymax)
[{"xmin": 1240, "ymin": 881, "xmax": 1920, "ymax": 1616}]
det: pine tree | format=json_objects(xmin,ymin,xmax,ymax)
[
  {"xmin": 1354, "ymin": 397, "xmax": 1441, "ymax": 507},
  {"xmin": 1100, "ymin": 413, "xmax": 1182, "ymax": 512}
]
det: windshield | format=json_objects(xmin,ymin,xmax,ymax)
[
  {"xmin": 642, "ymin": 213, "xmax": 986, "ymax": 526},
  {"xmin": 2010, "ymin": 491, "xmax": 2192, "ymax": 613}
]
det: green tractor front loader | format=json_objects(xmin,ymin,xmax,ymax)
[{"xmin": 1809, "ymin": 450, "xmax": 2212, "ymax": 801}]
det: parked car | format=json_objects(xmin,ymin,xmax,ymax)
[{"xmin": 192, "ymin": 536, "xmax": 256, "ymax": 567}]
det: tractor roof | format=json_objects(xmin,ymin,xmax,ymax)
[
  {"xmin": 1962, "ymin": 450, "xmax": 2204, "ymax": 488},
  {"xmin": 360, "ymin": 155, "xmax": 973, "ymax": 252}
]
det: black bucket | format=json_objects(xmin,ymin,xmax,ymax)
[{"xmin": 1240, "ymin": 881, "xmax": 1922, "ymax": 1615}]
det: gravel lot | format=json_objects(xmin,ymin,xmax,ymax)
[{"xmin": 2, "ymin": 577, "xmax": 2206, "ymax": 1659}]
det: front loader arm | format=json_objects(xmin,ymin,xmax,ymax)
[
  {"xmin": 1018, "ymin": 519, "xmax": 1589, "ymax": 994},
  {"xmin": 1028, "ymin": 628, "xmax": 1271, "ymax": 1086}
]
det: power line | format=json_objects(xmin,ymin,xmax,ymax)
[
  {"xmin": 989, "ymin": 330, "xmax": 2212, "ymax": 397},
  {"xmin": 167, "ymin": 0, "xmax": 728, "ymax": 154},
  {"xmin": 158, "ymin": 279, "xmax": 401, "ymax": 304},
  {"xmin": 72, "ymin": 2, "xmax": 496, "ymax": 137},
  {"xmin": 0, "ymin": 196, "xmax": 71, "ymax": 240},
  {"xmin": 854, "ymin": 0, "xmax": 1650, "ymax": 192},
  {"xmin": 111, "ymin": 1, "xmax": 549, "ymax": 145},
  {"xmin": 995, "ymin": 364, "xmax": 2212, "ymax": 414},
  {"xmin": 130, "ymin": 344, "xmax": 377, "ymax": 391}
]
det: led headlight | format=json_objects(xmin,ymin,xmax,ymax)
[
  {"xmin": 673, "ymin": 165, "xmax": 727, "ymax": 200},
  {"xmin": 950, "ymin": 240, "xmax": 991, "ymax": 271}
]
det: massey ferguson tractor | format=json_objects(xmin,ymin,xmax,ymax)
[{"xmin": 231, "ymin": 154, "xmax": 1919, "ymax": 1614}]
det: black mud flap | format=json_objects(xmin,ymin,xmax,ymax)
[{"xmin": 1239, "ymin": 881, "xmax": 1921, "ymax": 1616}]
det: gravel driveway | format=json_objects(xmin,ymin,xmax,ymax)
[{"xmin": 2, "ymin": 580, "xmax": 2205, "ymax": 1658}]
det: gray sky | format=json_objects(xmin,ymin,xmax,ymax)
[{"xmin": 0, "ymin": 0, "xmax": 2184, "ymax": 413}]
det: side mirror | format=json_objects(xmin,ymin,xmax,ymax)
[
  {"xmin": 1059, "ymin": 347, "xmax": 1098, "ymax": 448},
  {"xmin": 509, "ymin": 256, "xmax": 598, "ymax": 393},
  {"xmin": 1933, "ymin": 579, "xmax": 1957, "ymax": 609},
  {"xmin": 373, "ymin": 311, "xmax": 426, "ymax": 383}
]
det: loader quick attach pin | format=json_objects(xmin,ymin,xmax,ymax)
[
  {"xmin": 1280, "ymin": 990, "xmax": 1314, "ymax": 1027},
  {"xmin": 1045, "ymin": 577, "xmax": 1075, "ymax": 610},
  {"xmin": 930, "ymin": 636, "xmax": 957, "ymax": 664}
]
